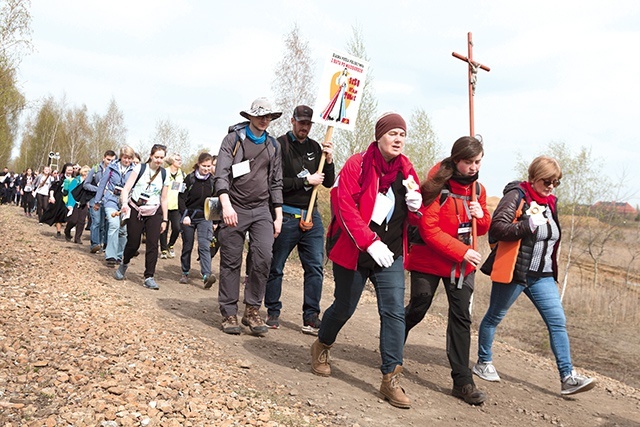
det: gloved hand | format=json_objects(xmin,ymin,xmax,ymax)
[
  {"xmin": 366, "ymin": 240, "xmax": 395, "ymax": 268},
  {"xmin": 528, "ymin": 213, "xmax": 547, "ymax": 230},
  {"xmin": 405, "ymin": 190, "xmax": 423, "ymax": 212}
]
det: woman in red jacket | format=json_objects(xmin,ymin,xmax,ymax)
[
  {"xmin": 310, "ymin": 113, "xmax": 422, "ymax": 409},
  {"xmin": 404, "ymin": 136, "xmax": 490, "ymax": 405}
]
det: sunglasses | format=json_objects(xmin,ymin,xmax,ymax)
[
  {"xmin": 541, "ymin": 178, "xmax": 561, "ymax": 188},
  {"xmin": 257, "ymin": 115, "xmax": 274, "ymax": 121}
]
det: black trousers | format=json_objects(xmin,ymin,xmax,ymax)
[
  {"xmin": 123, "ymin": 205, "xmax": 163, "ymax": 278},
  {"xmin": 159, "ymin": 209, "xmax": 181, "ymax": 251},
  {"xmin": 22, "ymin": 191, "xmax": 35, "ymax": 213},
  {"xmin": 405, "ymin": 271, "xmax": 475, "ymax": 387},
  {"xmin": 64, "ymin": 205, "xmax": 88, "ymax": 243}
]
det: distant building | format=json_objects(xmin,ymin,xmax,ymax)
[{"xmin": 592, "ymin": 201, "xmax": 638, "ymax": 216}]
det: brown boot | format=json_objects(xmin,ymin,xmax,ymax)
[
  {"xmin": 310, "ymin": 339, "xmax": 332, "ymax": 377},
  {"xmin": 452, "ymin": 383, "xmax": 486, "ymax": 405},
  {"xmin": 241, "ymin": 305, "xmax": 268, "ymax": 335},
  {"xmin": 380, "ymin": 366, "xmax": 411, "ymax": 409}
]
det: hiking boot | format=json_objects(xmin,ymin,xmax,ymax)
[
  {"xmin": 222, "ymin": 315, "xmax": 241, "ymax": 335},
  {"xmin": 203, "ymin": 274, "xmax": 216, "ymax": 289},
  {"xmin": 310, "ymin": 339, "xmax": 332, "ymax": 377},
  {"xmin": 266, "ymin": 314, "xmax": 280, "ymax": 329},
  {"xmin": 65, "ymin": 234, "xmax": 72, "ymax": 242},
  {"xmin": 380, "ymin": 365, "xmax": 411, "ymax": 408},
  {"xmin": 143, "ymin": 277, "xmax": 159, "ymax": 290},
  {"xmin": 90, "ymin": 244, "xmax": 101, "ymax": 253},
  {"xmin": 168, "ymin": 246, "xmax": 175, "ymax": 258},
  {"xmin": 114, "ymin": 263, "xmax": 128, "ymax": 280},
  {"xmin": 561, "ymin": 370, "xmax": 596, "ymax": 395},
  {"xmin": 452, "ymin": 383, "xmax": 486, "ymax": 405},
  {"xmin": 241, "ymin": 305, "xmax": 268, "ymax": 335},
  {"xmin": 106, "ymin": 258, "xmax": 117, "ymax": 268},
  {"xmin": 179, "ymin": 274, "xmax": 189, "ymax": 284},
  {"xmin": 160, "ymin": 250, "xmax": 168, "ymax": 259},
  {"xmin": 301, "ymin": 313, "xmax": 322, "ymax": 336},
  {"xmin": 473, "ymin": 361, "xmax": 501, "ymax": 382}
]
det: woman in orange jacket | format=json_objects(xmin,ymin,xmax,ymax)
[{"xmin": 404, "ymin": 136, "xmax": 490, "ymax": 405}]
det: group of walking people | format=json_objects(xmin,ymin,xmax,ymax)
[{"xmin": 2, "ymin": 96, "xmax": 596, "ymax": 408}]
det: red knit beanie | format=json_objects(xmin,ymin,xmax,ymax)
[{"xmin": 375, "ymin": 112, "xmax": 406, "ymax": 141}]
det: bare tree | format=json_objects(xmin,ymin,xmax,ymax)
[
  {"xmin": 333, "ymin": 26, "xmax": 378, "ymax": 167},
  {"xmin": 63, "ymin": 104, "xmax": 91, "ymax": 164},
  {"xmin": 0, "ymin": 0, "xmax": 33, "ymax": 69},
  {"xmin": 404, "ymin": 107, "xmax": 441, "ymax": 179},
  {"xmin": 88, "ymin": 98, "xmax": 127, "ymax": 162},
  {"xmin": 147, "ymin": 118, "xmax": 191, "ymax": 159},
  {"xmin": 270, "ymin": 24, "xmax": 316, "ymax": 139}
]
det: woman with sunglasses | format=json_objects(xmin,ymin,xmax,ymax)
[{"xmin": 474, "ymin": 156, "xmax": 596, "ymax": 396}]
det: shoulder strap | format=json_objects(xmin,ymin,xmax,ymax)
[
  {"xmin": 439, "ymin": 181, "xmax": 481, "ymax": 206},
  {"xmin": 133, "ymin": 163, "xmax": 147, "ymax": 187}
]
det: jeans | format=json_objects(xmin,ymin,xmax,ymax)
[
  {"xmin": 104, "ymin": 206, "xmax": 127, "ymax": 262},
  {"xmin": 265, "ymin": 210, "xmax": 324, "ymax": 320},
  {"xmin": 89, "ymin": 201, "xmax": 107, "ymax": 248},
  {"xmin": 477, "ymin": 276, "xmax": 573, "ymax": 379},
  {"xmin": 180, "ymin": 217, "xmax": 213, "ymax": 277},
  {"xmin": 405, "ymin": 271, "xmax": 475, "ymax": 386},
  {"xmin": 318, "ymin": 257, "xmax": 406, "ymax": 374}
]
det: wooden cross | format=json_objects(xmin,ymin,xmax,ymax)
[
  {"xmin": 452, "ymin": 32, "xmax": 490, "ymax": 253},
  {"xmin": 452, "ymin": 32, "xmax": 491, "ymax": 137}
]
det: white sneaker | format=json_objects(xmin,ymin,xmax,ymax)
[
  {"xmin": 473, "ymin": 361, "xmax": 501, "ymax": 382},
  {"xmin": 561, "ymin": 370, "xmax": 596, "ymax": 395}
]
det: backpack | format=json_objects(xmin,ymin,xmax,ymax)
[
  {"xmin": 408, "ymin": 181, "xmax": 481, "ymax": 245},
  {"xmin": 133, "ymin": 163, "xmax": 167, "ymax": 188}
]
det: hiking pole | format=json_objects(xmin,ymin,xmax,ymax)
[{"xmin": 300, "ymin": 126, "xmax": 333, "ymax": 231}]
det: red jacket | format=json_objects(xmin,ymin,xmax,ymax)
[
  {"xmin": 406, "ymin": 164, "xmax": 491, "ymax": 277},
  {"xmin": 326, "ymin": 150, "xmax": 420, "ymax": 271}
]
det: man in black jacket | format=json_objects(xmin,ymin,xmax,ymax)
[{"xmin": 265, "ymin": 105, "xmax": 335, "ymax": 335}]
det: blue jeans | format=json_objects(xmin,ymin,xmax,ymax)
[
  {"xmin": 89, "ymin": 201, "xmax": 107, "ymax": 248},
  {"xmin": 180, "ymin": 218, "xmax": 213, "ymax": 277},
  {"xmin": 319, "ymin": 257, "xmax": 405, "ymax": 374},
  {"xmin": 477, "ymin": 276, "xmax": 573, "ymax": 379},
  {"xmin": 265, "ymin": 210, "xmax": 324, "ymax": 320},
  {"xmin": 104, "ymin": 206, "xmax": 127, "ymax": 262}
]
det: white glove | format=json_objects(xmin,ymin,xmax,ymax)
[
  {"xmin": 366, "ymin": 240, "xmax": 395, "ymax": 268},
  {"xmin": 405, "ymin": 190, "xmax": 422, "ymax": 212},
  {"xmin": 528, "ymin": 213, "xmax": 547, "ymax": 230}
]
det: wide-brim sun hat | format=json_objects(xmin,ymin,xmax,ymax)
[{"xmin": 240, "ymin": 97, "xmax": 282, "ymax": 120}]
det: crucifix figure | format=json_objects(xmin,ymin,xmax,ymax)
[
  {"xmin": 452, "ymin": 32, "xmax": 490, "ymax": 253},
  {"xmin": 452, "ymin": 32, "xmax": 491, "ymax": 137}
]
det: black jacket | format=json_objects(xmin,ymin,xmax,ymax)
[{"xmin": 480, "ymin": 181, "xmax": 561, "ymax": 284}]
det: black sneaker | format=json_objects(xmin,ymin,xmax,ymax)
[
  {"xmin": 265, "ymin": 314, "xmax": 280, "ymax": 329},
  {"xmin": 302, "ymin": 313, "xmax": 321, "ymax": 336},
  {"xmin": 106, "ymin": 258, "xmax": 117, "ymax": 267}
]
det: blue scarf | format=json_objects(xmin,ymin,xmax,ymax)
[{"xmin": 246, "ymin": 126, "xmax": 266, "ymax": 144}]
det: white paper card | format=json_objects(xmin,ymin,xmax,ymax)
[
  {"xmin": 371, "ymin": 193, "xmax": 394, "ymax": 225},
  {"xmin": 232, "ymin": 160, "xmax": 251, "ymax": 178}
]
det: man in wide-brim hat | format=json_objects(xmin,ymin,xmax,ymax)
[{"xmin": 213, "ymin": 97, "xmax": 284, "ymax": 336}]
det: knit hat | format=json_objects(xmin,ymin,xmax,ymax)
[{"xmin": 375, "ymin": 112, "xmax": 406, "ymax": 141}]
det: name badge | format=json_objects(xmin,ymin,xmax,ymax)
[
  {"xmin": 232, "ymin": 160, "xmax": 251, "ymax": 178},
  {"xmin": 457, "ymin": 221, "xmax": 472, "ymax": 245},
  {"xmin": 371, "ymin": 193, "xmax": 394, "ymax": 225},
  {"xmin": 171, "ymin": 181, "xmax": 186, "ymax": 193}
]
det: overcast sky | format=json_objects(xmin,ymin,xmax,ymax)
[{"xmin": 17, "ymin": 0, "xmax": 640, "ymax": 203}]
